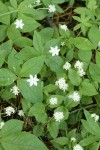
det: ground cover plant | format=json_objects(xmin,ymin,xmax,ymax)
[{"xmin": 0, "ymin": 0, "xmax": 100, "ymax": 149}]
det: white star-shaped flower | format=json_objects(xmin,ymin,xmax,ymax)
[
  {"xmin": 14, "ymin": 19, "xmax": 24, "ymax": 29},
  {"xmin": 18, "ymin": 110, "xmax": 25, "ymax": 117},
  {"xmin": 73, "ymin": 144, "xmax": 83, "ymax": 150},
  {"xmin": 54, "ymin": 112, "xmax": 64, "ymax": 122},
  {"xmin": 5, "ymin": 106, "xmax": 15, "ymax": 116},
  {"xmin": 55, "ymin": 78, "xmax": 68, "ymax": 91},
  {"xmin": 10, "ymin": 85, "xmax": 19, "ymax": 96},
  {"xmin": 61, "ymin": 42, "xmax": 65, "ymax": 46},
  {"xmin": 91, "ymin": 113, "xmax": 99, "ymax": 122},
  {"xmin": 74, "ymin": 61, "xmax": 83, "ymax": 69},
  {"xmin": 68, "ymin": 92, "xmax": 80, "ymax": 102},
  {"xmin": 71, "ymin": 137, "xmax": 77, "ymax": 142},
  {"xmin": 27, "ymin": 4, "xmax": 33, "ymax": 8},
  {"xmin": 63, "ymin": 62, "xmax": 71, "ymax": 70},
  {"xmin": 0, "ymin": 122, "xmax": 5, "ymax": 129},
  {"xmin": 48, "ymin": 5, "xmax": 56, "ymax": 13},
  {"xmin": 34, "ymin": 0, "xmax": 41, "ymax": 5},
  {"xmin": 26, "ymin": 74, "xmax": 39, "ymax": 87},
  {"xmin": 98, "ymin": 41, "xmax": 100, "ymax": 48},
  {"xmin": 77, "ymin": 68, "xmax": 86, "ymax": 77},
  {"xmin": 49, "ymin": 46, "xmax": 60, "ymax": 56},
  {"xmin": 49, "ymin": 97, "xmax": 58, "ymax": 105},
  {"xmin": 60, "ymin": 24, "xmax": 68, "ymax": 31}
]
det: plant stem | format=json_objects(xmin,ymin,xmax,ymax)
[{"xmin": 70, "ymin": 104, "xmax": 97, "ymax": 114}]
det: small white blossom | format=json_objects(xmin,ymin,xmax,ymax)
[
  {"xmin": 91, "ymin": 113, "xmax": 99, "ymax": 122},
  {"xmin": 18, "ymin": 110, "xmax": 25, "ymax": 117},
  {"xmin": 63, "ymin": 62, "xmax": 71, "ymax": 70},
  {"xmin": 34, "ymin": 0, "xmax": 41, "ymax": 5},
  {"xmin": 60, "ymin": 24, "xmax": 68, "ymax": 31},
  {"xmin": 98, "ymin": 41, "xmax": 100, "ymax": 48},
  {"xmin": 26, "ymin": 74, "xmax": 39, "ymax": 87},
  {"xmin": 61, "ymin": 42, "xmax": 65, "ymax": 46},
  {"xmin": 48, "ymin": 5, "xmax": 56, "ymax": 13},
  {"xmin": 27, "ymin": 4, "xmax": 33, "ymax": 8},
  {"xmin": 14, "ymin": 19, "xmax": 24, "ymax": 29},
  {"xmin": 49, "ymin": 46, "xmax": 60, "ymax": 56},
  {"xmin": 68, "ymin": 92, "xmax": 80, "ymax": 102},
  {"xmin": 74, "ymin": 61, "xmax": 83, "ymax": 69},
  {"xmin": 49, "ymin": 97, "xmax": 58, "ymax": 105},
  {"xmin": 54, "ymin": 112, "xmax": 64, "ymax": 122},
  {"xmin": 55, "ymin": 78, "xmax": 68, "ymax": 91},
  {"xmin": 71, "ymin": 137, "xmax": 77, "ymax": 142},
  {"xmin": 73, "ymin": 144, "xmax": 84, "ymax": 150},
  {"xmin": 0, "ymin": 122, "xmax": 5, "ymax": 129},
  {"xmin": 10, "ymin": 85, "xmax": 19, "ymax": 96},
  {"xmin": 5, "ymin": 106, "xmax": 15, "ymax": 116},
  {"xmin": 77, "ymin": 68, "xmax": 86, "ymax": 77},
  {"xmin": 74, "ymin": 61, "xmax": 85, "ymax": 77}
]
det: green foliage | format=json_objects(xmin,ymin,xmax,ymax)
[
  {"xmin": 0, "ymin": 0, "xmax": 100, "ymax": 150},
  {"xmin": 0, "ymin": 120, "xmax": 48, "ymax": 150}
]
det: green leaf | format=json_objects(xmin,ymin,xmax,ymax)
[
  {"xmin": 88, "ymin": 142, "xmax": 100, "ymax": 150},
  {"xmin": 51, "ymin": 137, "xmax": 68, "ymax": 145},
  {"xmin": 22, "ymin": 98, "xmax": 32, "ymax": 113},
  {"xmin": 82, "ymin": 120, "xmax": 97, "ymax": 135},
  {"xmin": 89, "ymin": 63, "xmax": 100, "ymax": 83},
  {"xmin": 88, "ymin": 26, "xmax": 100, "ymax": 48},
  {"xmin": 17, "ymin": 79, "xmax": 43, "ymax": 103},
  {"xmin": 0, "ymin": 41, "xmax": 12, "ymax": 67},
  {"xmin": 0, "ymin": 53, "xmax": 5, "ymax": 68},
  {"xmin": 47, "ymin": 120, "xmax": 59, "ymax": 138},
  {"xmin": 10, "ymin": 0, "xmax": 17, "ymax": 8},
  {"xmin": 0, "ymin": 68, "xmax": 17, "ymax": 86},
  {"xmin": 0, "ymin": 2, "xmax": 10, "ymax": 25},
  {"xmin": 96, "ymin": 52, "xmax": 100, "ymax": 67},
  {"xmin": 66, "ymin": 49, "xmax": 74, "ymax": 61},
  {"xmin": 18, "ymin": 13, "xmax": 40, "ymax": 32},
  {"xmin": 68, "ymin": 69, "xmax": 82, "ymax": 86},
  {"xmin": 41, "ymin": 0, "xmax": 50, "ymax": 6},
  {"xmin": 84, "ymin": 110, "xmax": 100, "ymax": 137},
  {"xmin": 19, "ymin": 55, "xmax": 45, "ymax": 77},
  {"xmin": 7, "ymin": 25, "xmax": 21, "ymax": 41},
  {"xmin": 43, "ymin": 84, "xmax": 57, "ymax": 93},
  {"xmin": 1, "ymin": 88, "xmax": 16, "ymax": 100},
  {"xmin": 65, "ymin": 94, "xmax": 80, "ymax": 109},
  {"xmin": 45, "ymin": 56, "xmax": 63, "ymax": 73},
  {"xmin": 35, "ymin": 113, "xmax": 48, "ymax": 123},
  {"xmin": 0, "ymin": 41, "xmax": 12, "ymax": 58},
  {"xmin": 0, "ymin": 25, "xmax": 7, "ymax": 42},
  {"xmin": 78, "ymin": 50, "xmax": 92, "ymax": 62},
  {"xmin": 1, "ymin": 132, "xmax": 48, "ymax": 150},
  {"xmin": 28, "ymin": 103, "xmax": 47, "ymax": 123},
  {"xmin": 79, "ymin": 136, "xmax": 99, "ymax": 146},
  {"xmin": 1, "ymin": 119, "xmax": 23, "ymax": 136},
  {"xmin": 80, "ymin": 80, "xmax": 98, "ymax": 96},
  {"xmin": 18, "ymin": 0, "xmax": 35, "ymax": 9},
  {"xmin": 51, "ymin": 0, "xmax": 66, "ymax": 4},
  {"xmin": 33, "ymin": 124, "xmax": 43, "ymax": 137},
  {"xmin": 70, "ymin": 37, "xmax": 94, "ymax": 50},
  {"xmin": 15, "ymin": 47, "xmax": 35, "ymax": 61},
  {"xmin": 8, "ymin": 49, "xmax": 22, "ymax": 75},
  {"xmin": 13, "ymin": 37, "xmax": 33, "ymax": 48},
  {"xmin": 40, "ymin": 28, "xmax": 54, "ymax": 43},
  {"xmin": 33, "ymin": 31, "xmax": 44, "ymax": 55},
  {"xmin": 28, "ymin": 103, "xmax": 45, "ymax": 116}
]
